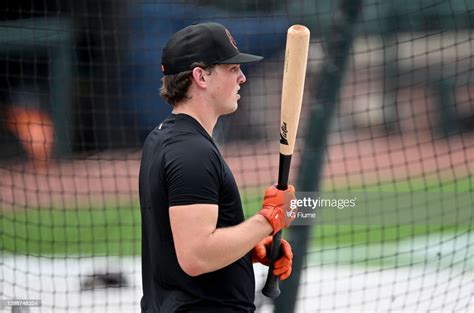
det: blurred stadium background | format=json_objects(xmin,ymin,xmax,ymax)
[{"xmin": 1, "ymin": 0, "xmax": 473, "ymax": 312}]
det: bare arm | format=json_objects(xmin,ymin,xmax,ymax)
[{"xmin": 169, "ymin": 204, "xmax": 273, "ymax": 276}]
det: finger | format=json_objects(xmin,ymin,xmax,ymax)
[
  {"xmin": 273, "ymin": 264, "xmax": 290, "ymax": 276},
  {"xmin": 262, "ymin": 236, "xmax": 273, "ymax": 246},
  {"xmin": 264, "ymin": 185, "xmax": 278, "ymax": 198},
  {"xmin": 280, "ymin": 239, "xmax": 293, "ymax": 259},
  {"xmin": 257, "ymin": 253, "xmax": 270, "ymax": 266},
  {"xmin": 254, "ymin": 244, "xmax": 267, "ymax": 259},
  {"xmin": 273, "ymin": 265, "xmax": 291, "ymax": 278},
  {"xmin": 254, "ymin": 237, "xmax": 273, "ymax": 265},
  {"xmin": 287, "ymin": 185, "xmax": 295, "ymax": 193},
  {"xmin": 274, "ymin": 256, "xmax": 291, "ymax": 269},
  {"xmin": 279, "ymin": 266, "xmax": 292, "ymax": 281}
]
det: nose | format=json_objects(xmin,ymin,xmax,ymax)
[{"xmin": 238, "ymin": 68, "xmax": 246, "ymax": 84}]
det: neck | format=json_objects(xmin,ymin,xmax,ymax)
[{"xmin": 172, "ymin": 102, "xmax": 218, "ymax": 137}]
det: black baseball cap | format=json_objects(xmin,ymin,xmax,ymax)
[{"xmin": 161, "ymin": 22, "xmax": 263, "ymax": 75}]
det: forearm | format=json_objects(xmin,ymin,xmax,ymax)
[{"xmin": 191, "ymin": 214, "xmax": 272, "ymax": 275}]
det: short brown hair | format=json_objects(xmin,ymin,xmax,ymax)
[{"xmin": 160, "ymin": 62, "xmax": 215, "ymax": 106}]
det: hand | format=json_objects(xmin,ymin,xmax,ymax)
[
  {"xmin": 258, "ymin": 184, "xmax": 296, "ymax": 235},
  {"xmin": 252, "ymin": 236, "xmax": 293, "ymax": 280}
]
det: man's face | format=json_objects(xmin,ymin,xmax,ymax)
[{"xmin": 207, "ymin": 64, "xmax": 246, "ymax": 115}]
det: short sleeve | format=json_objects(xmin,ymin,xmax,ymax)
[{"xmin": 164, "ymin": 139, "xmax": 221, "ymax": 206}]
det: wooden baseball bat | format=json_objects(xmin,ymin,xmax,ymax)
[{"xmin": 262, "ymin": 24, "xmax": 310, "ymax": 299}]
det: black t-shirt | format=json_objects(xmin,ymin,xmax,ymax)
[{"xmin": 139, "ymin": 113, "xmax": 255, "ymax": 313}]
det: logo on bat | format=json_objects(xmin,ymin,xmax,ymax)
[{"xmin": 280, "ymin": 122, "xmax": 288, "ymax": 145}]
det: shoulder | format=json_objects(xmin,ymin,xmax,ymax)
[
  {"xmin": 142, "ymin": 115, "xmax": 222, "ymax": 169},
  {"xmin": 165, "ymin": 134, "xmax": 220, "ymax": 167}
]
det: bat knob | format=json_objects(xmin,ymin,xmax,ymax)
[{"xmin": 262, "ymin": 283, "xmax": 281, "ymax": 299}]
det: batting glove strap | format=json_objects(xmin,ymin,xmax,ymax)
[{"xmin": 258, "ymin": 184, "xmax": 296, "ymax": 235}]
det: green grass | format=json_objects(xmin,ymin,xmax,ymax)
[
  {"xmin": 1, "ymin": 204, "xmax": 141, "ymax": 256},
  {"xmin": 354, "ymin": 174, "xmax": 473, "ymax": 192},
  {"xmin": 1, "ymin": 175, "xmax": 472, "ymax": 257}
]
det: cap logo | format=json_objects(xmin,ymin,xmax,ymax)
[{"xmin": 225, "ymin": 29, "xmax": 238, "ymax": 49}]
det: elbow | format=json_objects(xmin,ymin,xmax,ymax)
[
  {"xmin": 177, "ymin": 255, "xmax": 207, "ymax": 277},
  {"xmin": 181, "ymin": 264, "xmax": 204, "ymax": 277}
]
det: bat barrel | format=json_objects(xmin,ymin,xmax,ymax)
[
  {"xmin": 279, "ymin": 25, "xmax": 310, "ymax": 157},
  {"xmin": 288, "ymin": 24, "xmax": 311, "ymax": 37}
]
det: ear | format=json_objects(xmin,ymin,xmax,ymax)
[{"xmin": 191, "ymin": 67, "xmax": 208, "ymax": 88}]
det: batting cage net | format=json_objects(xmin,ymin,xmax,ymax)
[{"xmin": 1, "ymin": 0, "xmax": 473, "ymax": 312}]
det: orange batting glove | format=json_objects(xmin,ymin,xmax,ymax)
[
  {"xmin": 252, "ymin": 236, "xmax": 293, "ymax": 280},
  {"xmin": 258, "ymin": 184, "xmax": 297, "ymax": 235}
]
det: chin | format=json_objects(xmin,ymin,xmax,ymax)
[
  {"xmin": 221, "ymin": 102, "xmax": 238, "ymax": 115},
  {"xmin": 230, "ymin": 103, "xmax": 238, "ymax": 113}
]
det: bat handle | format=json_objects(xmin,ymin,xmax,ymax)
[
  {"xmin": 262, "ymin": 229, "xmax": 283, "ymax": 298},
  {"xmin": 262, "ymin": 154, "xmax": 292, "ymax": 298}
]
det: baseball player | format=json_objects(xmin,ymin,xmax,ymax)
[{"xmin": 139, "ymin": 22, "xmax": 296, "ymax": 313}]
